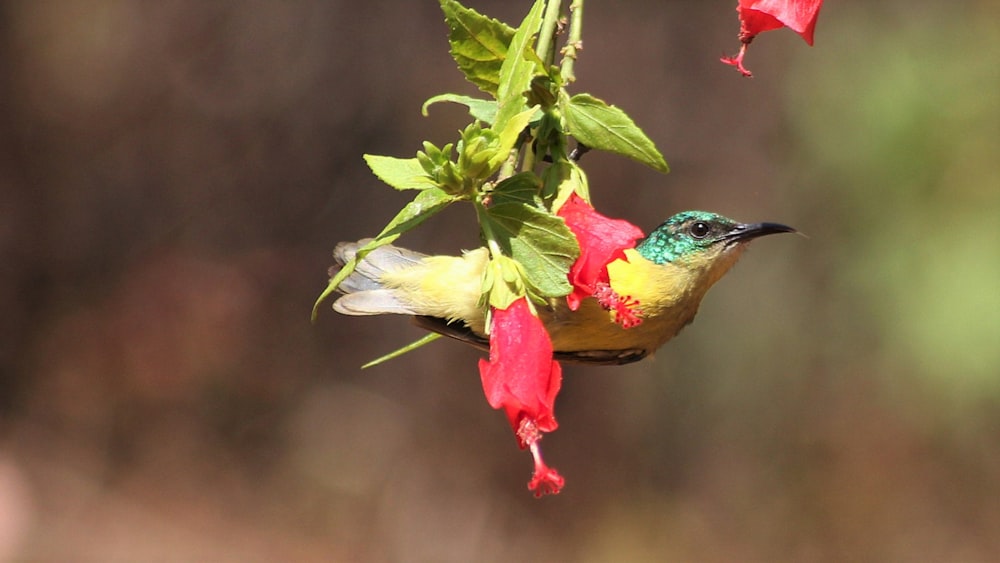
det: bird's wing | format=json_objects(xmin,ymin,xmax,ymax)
[
  {"xmin": 412, "ymin": 316, "xmax": 490, "ymax": 353},
  {"xmin": 412, "ymin": 316, "xmax": 649, "ymax": 366},
  {"xmin": 555, "ymin": 348, "xmax": 649, "ymax": 366}
]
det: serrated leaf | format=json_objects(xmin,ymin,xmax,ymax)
[
  {"xmin": 490, "ymin": 105, "xmax": 539, "ymax": 170},
  {"xmin": 364, "ymin": 155, "xmax": 438, "ymax": 191},
  {"xmin": 481, "ymin": 199, "xmax": 578, "ymax": 299},
  {"xmin": 422, "ymin": 93, "xmax": 498, "ymax": 124},
  {"xmin": 440, "ymin": 0, "xmax": 515, "ymax": 95},
  {"xmin": 543, "ymin": 160, "xmax": 589, "ymax": 210},
  {"xmin": 490, "ymin": 171, "xmax": 542, "ymax": 207},
  {"xmin": 377, "ymin": 187, "xmax": 456, "ymax": 239},
  {"xmin": 563, "ymin": 93, "xmax": 669, "ymax": 173},
  {"xmin": 313, "ymin": 188, "xmax": 456, "ymax": 321},
  {"xmin": 494, "ymin": 0, "xmax": 545, "ymax": 132}
]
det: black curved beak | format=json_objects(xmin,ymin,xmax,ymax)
[{"xmin": 723, "ymin": 222, "xmax": 797, "ymax": 246}]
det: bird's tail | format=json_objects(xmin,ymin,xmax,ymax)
[{"xmin": 329, "ymin": 239, "xmax": 426, "ymax": 316}]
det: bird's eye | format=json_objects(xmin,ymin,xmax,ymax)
[{"xmin": 689, "ymin": 221, "xmax": 711, "ymax": 239}]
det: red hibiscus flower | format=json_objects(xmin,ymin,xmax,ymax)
[
  {"xmin": 477, "ymin": 196, "xmax": 646, "ymax": 496},
  {"xmin": 721, "ymin": 0, "xmax": 824, "ymax": 77},
  {"xmin": 557, "ymin": 193, "xmax": 645, "ymax": 327},
  {"xmin": 478, "ymin": 297, "xmax": 565, "ymax": 496}
]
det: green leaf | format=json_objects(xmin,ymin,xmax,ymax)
[
  {"xmin": 422, "ymin": 94, "xmax": 498, "ymax": 124},
  {"xmin": 494, "ymin": 0, "xmax": 545, "ymax": 133},
  {"xmin": 489, "ymin": 171, "xmax": 543, "ymax": 207},
  {"xmin": 490, "ymin": 105, "xmax": 538, "ymax": 170},
  {"xmin": 543, "ymin": 160, "xmax": 589, "ymax": 209},
  {"xmin": 375, "ymin": 188, "xmax": 457, "ymax": 241},
  {"xmin": 563, "ymin": 93, "xmax": 669, "ymax": 173},
  {"xmin": 312, "ymin": 188, "xmax": 456, "ymax": 321},
  {"xmin": 480, "ymin": 194, "xmax": 578, "ymax": 300},
  {"xmin": 481, "ymin": 255, "xmax": 527, "ymax": 312},
  {"xmin": 364, "ymin": 155, "xmax": 438, "ymax": 191},
  {"xmin": 439, "ymin": 0, "xmax": 515, "ymax": 95},
  {"xmin": 362, "ymin": 333, "xmax": 443, "ymax": 369}
]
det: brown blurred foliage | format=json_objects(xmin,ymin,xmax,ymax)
[{"xmin": 2, "ymin": 1, "xmax": 999, "ymax": 561}]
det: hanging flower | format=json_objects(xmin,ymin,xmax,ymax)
[
  {"xmin": 477, "ymin": 195, "xmax": 645, "ymax": 496},
  {"xmin": 478, "ymin": 297, "xmax": 564, "ymax": 496},
  {"xmin": 721, "ymin": 0, "xmax": 824, "ymax": 77},
  {"xmin": 557, "ymin": 193, "xmax": 645, "ymax": 327}
]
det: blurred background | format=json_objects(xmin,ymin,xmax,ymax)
[{"xmin": 2, "ymin": 0, "xmax": 998, "ymax": 560}]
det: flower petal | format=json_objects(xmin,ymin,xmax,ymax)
[
  {"xmin": 557, "ymin": 193, "xmax": 644, "ymax": 311},
  {"xmin": 738, "ymin": 0, "xmax": 823, "ymax": 45},
  {"xmin": 478, "ymin": 298, "xmax": 562, "ymax": 438},
  {"xmin": 723, "ymin": 0, "xmax": 824, "ymax": 76}
]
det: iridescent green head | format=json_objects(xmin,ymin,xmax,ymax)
[{"xmin": 636, "ymin": 211, "xmax": 795, "ymax": 265}]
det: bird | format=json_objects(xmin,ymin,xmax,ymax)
[{"xmin": 330, "ymin": 211, "xmax": 795, "ymax": 365}]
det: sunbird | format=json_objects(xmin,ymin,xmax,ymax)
[{"xmin": 331, "ymin": 211, "xmax": 795, "ymax": 365}]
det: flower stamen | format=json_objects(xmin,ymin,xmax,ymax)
[
  {"xmin": 593, "ymin": 282, "xmax": 644, "ymax": 328},
  {"xmin": 518, "ymin": 417, "xmax": 565, "ymax": 497}
]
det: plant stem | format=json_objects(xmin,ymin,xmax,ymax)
[
  {"xmin": 497, "ymin": 147, "xmax": 519, "ymax": 181},
  {"xmin": 475, "ymin": 198, "xmax": 503, "ymax": 258},
  {"xmin": 535, "ymin": 0, "xmax": 564, "ymax": 66},
  {"xmin": 521, "ymin": 128, "xmax": 538, "ymax": 173},
  {"xmin": 561, "ymin": 0, "xmax": 584, "ymax": 83}
]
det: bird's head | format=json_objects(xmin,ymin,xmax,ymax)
[{"xmin": 636, "ymin": 211, "xmax": 795, "ymax": 287}]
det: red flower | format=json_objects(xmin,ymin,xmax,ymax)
[
  {"xmin": 478, "ymin": 297, "xmax": 565, "ymax": 496},
  {"xmin": 477, "ymin": 198, "xmax": 645, "ymax": 496},
  {"xmin": 721, "ymin": 0, "xmax": 824, "ymax": 77},
  {"xmin": 557, "ymin": 193, "xmax": 645, "ymax": 327}
]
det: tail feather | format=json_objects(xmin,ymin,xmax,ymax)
[
  {"xmin": 330, "ymin": 240, "xmax": 427, "ymax": 316},
  {"xmin": 332, "ymin": 289, "xmax": 418, "ymax": 316}
]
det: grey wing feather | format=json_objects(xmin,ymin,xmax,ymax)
[
  {"xmin": 329, "ymin": 239, "xmax": 427, "ymax": 316},
  {"xmin": 333, "ymin": 290, "xmax": 419, "ymax": 316}
]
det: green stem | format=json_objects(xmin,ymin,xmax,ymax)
[
  {"xmin": 535, "ymin": 0, "xmax": 564, "ymax": 66},
  {"xmin": 560, "ymin": 0, "xmax": 584, "ymax": 83},
  {"xmin": 497, "ymin": 147, "xmax": 519, "ymax": 181},
  {"xmin": 521, "ymin": 140, "xmax": 537, "ymax": 173},
  {"xmin": 476, "ymin": 198, "xmax": 505, "ymax": 259}
]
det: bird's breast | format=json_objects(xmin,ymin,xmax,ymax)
[{"xmin": 543, "ymin": 249, "xmax": 705, "ymax": 354}]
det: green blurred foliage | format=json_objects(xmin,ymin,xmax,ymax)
[{"xmin": 787, "ymin": 2, "xmax": 1000, "ymax": 401}]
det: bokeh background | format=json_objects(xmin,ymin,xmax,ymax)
[{"xmin": 2, "ymin": 0, "xmax": 998, "ymax": 560}]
